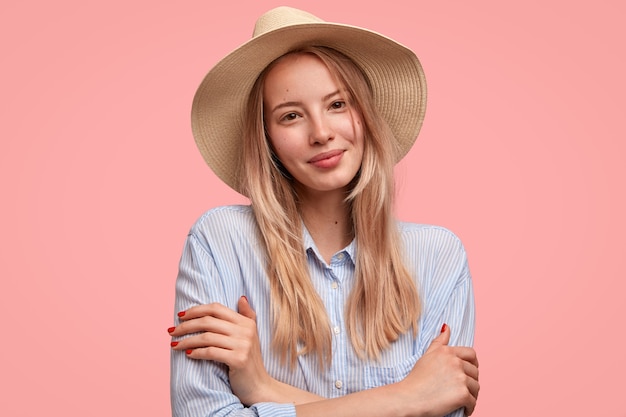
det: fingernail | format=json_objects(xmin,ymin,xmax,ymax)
[
  {"xmin": 177, "ymin": 311, "xmax": 186, "ymax": 317},
  {"xmin": 441, "ymin": 323, "xmax": 448, "ymax": 333},
  {"xmin": 186, "ymin": 349, "xmax": 193, "ymax": 355},
  {"xmin": 241, "ymin": 295, "xmax": 248, "ymax": 302},
  {"xmin": 170, "ymin": 341, "xmax": 179, "ymax": 347},
  {"xmin": 167, "ymin": 327, "xmax": 176, "ymax": 333}
]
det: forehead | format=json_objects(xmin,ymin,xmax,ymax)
[
  {"xmin": 267, "ymin": 53, "xmax": 328, "ymax": 78},
  {"xmin": 263, "ymin": 53, "xmax": 342, "ymax": 96}
]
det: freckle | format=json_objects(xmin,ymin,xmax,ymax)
[{"xmin": 335, "ymin": 221, "xmax": 338, "ymax": 225}]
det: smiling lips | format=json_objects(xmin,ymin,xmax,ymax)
[{"xmin": 308, "ymin": 149, "xmax": 344, "ymax": 168}]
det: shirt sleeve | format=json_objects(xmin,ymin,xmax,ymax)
[
  {"xmin": 170, "ymin": 232, "xmax": 297, "ymax": 417},
  {"xmin": 440, "ymin": 241, "xmax": 475, "ymax": 417},
  {"xmin": 443, "ymin": 247, "xmax": 475, "ymax": 348}
]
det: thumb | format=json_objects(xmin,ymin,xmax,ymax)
[
  {"xmin": 425, "ymin": 323, "xmax": 450, "ymax": 354},
  {"xmin": 237, "ymin": 295, "xmax": 256, "ymax": 321}
]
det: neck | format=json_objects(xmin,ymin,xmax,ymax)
[{"xmin": 297, "ymin": 188, "xmax": 353, "ymax": 263}]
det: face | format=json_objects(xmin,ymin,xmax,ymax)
[{"xmin": 263, "ymin": 53, "xmax": 364, "ymax": 197}]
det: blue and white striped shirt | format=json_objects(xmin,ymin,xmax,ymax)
[{"xmin": 171, "ymin": 205, "xmax": 475, "ymax": 417}]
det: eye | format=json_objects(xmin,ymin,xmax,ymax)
[
  {"xmin": 281, "ymin": 112, "xmax": 299, "ymax": 122},
  {"xmin": 330, "ymin": 100, "xmax": 346, "ymax": 110}
]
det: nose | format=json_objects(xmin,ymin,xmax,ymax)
[{"xmin": 309, "ymin": 113, "xmax": 334, "ymax": 145}]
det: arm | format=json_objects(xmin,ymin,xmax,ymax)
[
  {"xmin": 172, "ymin": 303, "xmax": 478, "ymax": 417},
  {"xmin": 170, "ymin": 233, "xmax": 298, "ymax": 417},
  {"xmin": 171, "ymin": 297, "xmax": 324, "ymax": 406},
  {"xmin": 171, "ymin": 224, "xmax": 478, "ymax": 416},
  {"xmin": 438, "ymin": 242, "xmax": 478, "ymax": 417},
  {"xmin": 172, "ymin": 295, "xmax": 478, "ymax": 417},
  {"xmin": 299, "ymin": 230, "xmax": 479, "ymax": 417},
  {"xmin": 294, "ymin": 324, "xmax": 478, "ymax": 417}
]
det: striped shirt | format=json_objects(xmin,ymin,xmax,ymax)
[{"xmin": 171, "ymin": 205, "xmax": 475, "ymax": 417}]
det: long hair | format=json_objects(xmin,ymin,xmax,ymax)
[{"xmin": 241, "ymin": 46, "xmax": 420, "ymax": 367}]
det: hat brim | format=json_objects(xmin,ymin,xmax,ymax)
[{"xmin": 191, "ymin": 22, "xmax": 426, "ymax": 194}]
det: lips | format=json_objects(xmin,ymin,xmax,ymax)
[
  {"xmin": 307, "ymin": 149, "xmax": 345, "ymax": 169},
  {"xmin": 308, "ymin": 149, "xmax": 344, "ymax": 163}
]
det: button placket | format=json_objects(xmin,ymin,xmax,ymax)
[{"xmin": 325, "ymin": 266, "xmax": 346, "ymax": 395}]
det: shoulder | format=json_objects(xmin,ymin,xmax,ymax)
[
  {"xmin": 187, "ymin": 205, "xmax": 259, "ymax": 248},
  {"xmin": 398, "ymin": 222, "xmax": 470, "ymax": 288},
  {"xmin": 190, "ymin": 205, "xmax": 255, "ymax": 232},
  {"xmin": 398, "ymin": 222, "xmax": 466, "ymax": 256},
  {"xmin": 398, "ymin": 224, "xmax": 475, "ymax": 350}
]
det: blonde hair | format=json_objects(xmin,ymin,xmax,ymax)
[{"xmin": 241, "ymin": 46, "xmax": 420, "ymax": 367}]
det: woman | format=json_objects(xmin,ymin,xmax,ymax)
[{"xmin": 169, "ymin": 7, "xmax": 479, "ymax": 417}]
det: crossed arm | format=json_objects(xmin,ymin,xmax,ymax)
[{"xmin": 169, "ymin": 297, "xmax": 479, "ymax": 417}]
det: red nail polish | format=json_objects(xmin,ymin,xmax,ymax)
[
  {"xmin": 167, "ymin": 327, "xmax": 176, "ymax": 333},
  {"xmin": 441, "ymin": 323, "xmax": 448, "ymax": 333},
  {"xmin": 186, "ymin": 349, "xmax": 193, "ymax": 355},
  {"xmin": 170, "ymin": 341, "xmax": 179, "ymax": 347},
  {"xmin": 177, "ymin": 311, "xmax": 186, "ymax": 317}
]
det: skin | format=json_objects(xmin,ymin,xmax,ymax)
[
  {"xmin": 170, "ymin": 53, "xmax": 480, "ymax": 416},
  {"xmin": 264, "ymin": 53, "xmax": 365, "ymax": 261},
  {"xmin": 263, "ymin": 53, "xmax": 364, "ymax": 198},
  {"xmin": 171, "ymin": 299, "xmax": 479, "ymax": 416}
]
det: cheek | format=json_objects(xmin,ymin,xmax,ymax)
[
  {"xmin": 345, "ymin": 112, "xmax": 364, "ymax": 139},
  {"xmin": 353, "ymin": 121, "xmax": 365, "ymax": 148},
  {"xmin": 266, "ymin": 129, "xmax": 284, "ymax": 153},
  {"xmin": 270, "ymin": 136, "xmax": 288, "ymax": 154},
  {"xmin": 268, "ymin": 137, "xmax": 296, "ymax": 166}
]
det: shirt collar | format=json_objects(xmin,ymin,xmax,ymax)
[{"xmin": 301, "ymin": 222, "xmax": 356, "ymax": 265}]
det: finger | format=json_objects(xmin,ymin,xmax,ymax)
[
  {"xmin": 170, "ymin": 314, "xmax": 236, "ymax": 337},
  {"xmin": 467, "ymin": 374, "xmax": 480, "ymax": 400},
  {"xmin": 462, "ymin": 377, "xmax": 480, "ymax": 416},
  {"xmin": 462, "ymin": 380, "xmax": 479, "ymax": 416},
  {"xmin": 178, "ymin": 303, "xmax": 241, "ymax": 323},
  {"xmin": 188, "ymin": 344, "xmax": 253, "ymax": 370},
  {"xmin": 425, "ymin": 323, "xmax": 450, "ymax": 354},
  {"xmin": 184, "ymin": 345, "xmax": 232, "ymax": 364},
  {"xmin": 463, "ymin": 360, "xmax": 479, "ymax": 381},
  {"xmin": 452, "ymin": 346, "xmax": 478, "ymax": 367},
  {"xmin": 464, "ymin": 397, "xmax": 477, "ymax": 417},
  {"xmin": 172, "ymin": 331, "xmax": 238, "ymax": 352},
  {"xmin": 237, "ymin": 296, "xmax": 256, "ymax": 321}
]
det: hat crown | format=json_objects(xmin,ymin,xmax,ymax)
[{"xmin": 252, "ymin": 6, "xmax": 324, "ymax": 37}]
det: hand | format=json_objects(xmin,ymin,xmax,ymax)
[
  {"xmin": 395, "ymin": 324, "xmax": 480, "ymax": 417},
  {"xmin": 168, "ymin": 297, "xmax": 273, "ymax": 405}
]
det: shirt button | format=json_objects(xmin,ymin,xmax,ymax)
[
  {"xmin": 336, "ymin": 253, "xmax": 345, "ymax": 260},
  {"xmin": 333, "ymin": 326, "xmax": 340, "ymax": 334},
  {"xmin": 335, "ymin": 380, "xmax": 343, "ymax": 389},
  {"xmin": 331, "ymin": 282, "xmax": 338, "ymax": 289}
]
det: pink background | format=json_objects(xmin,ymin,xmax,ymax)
[{"xmin": 1, "ymin": 0, "xmax": 624, "ymax": 415}]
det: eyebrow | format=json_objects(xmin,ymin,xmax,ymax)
[{"xmin": 270, "ymin": 90, "xmax": 341, "ymax": 114}]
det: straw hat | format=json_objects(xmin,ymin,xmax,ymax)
[{"xmin": 191, "ymin": 6, "xmax": 427, "ymax": 194}]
